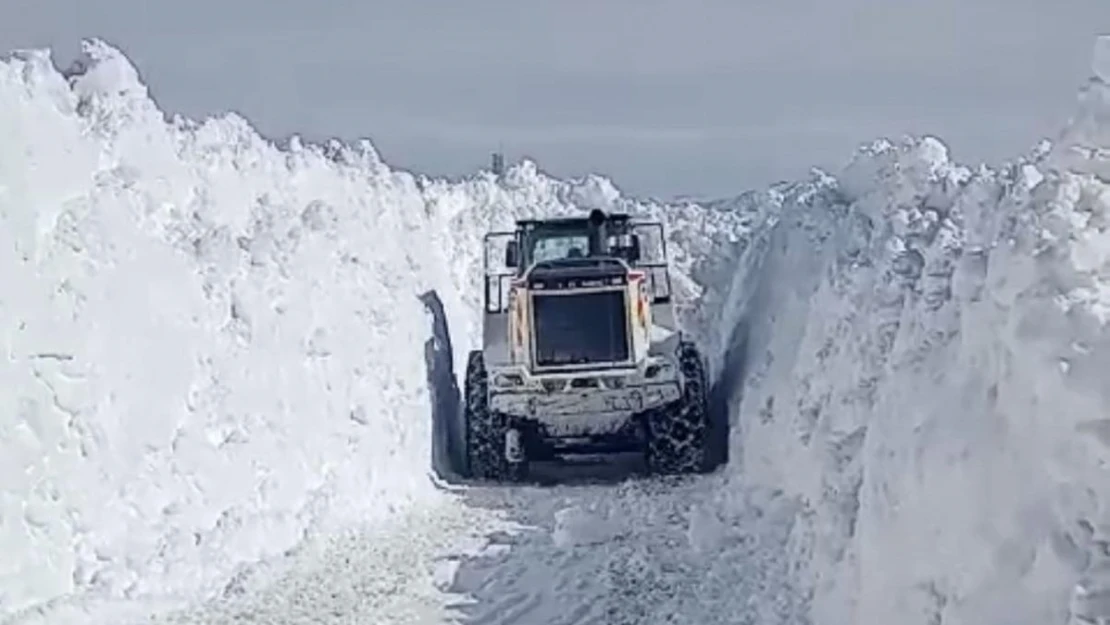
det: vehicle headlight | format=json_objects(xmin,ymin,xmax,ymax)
[
  {"xmin": 493, "ymin": 373, "xmax": 524, "ymax": 388},
  {"xmin": 644, "ymin": 362, "xmax": 673, "ymax": 379},
  {"xmin": 542, "ymin": 379, "xmax": 567, "ymax": 393}
]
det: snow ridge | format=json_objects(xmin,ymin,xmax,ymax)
[
  {"xmin": 717, "ymin": 36, "xmax": 1110, "ymax": 625},
  {"xmin": 1, "ymin": 40, "xmax": 502, "ymax": 622}
]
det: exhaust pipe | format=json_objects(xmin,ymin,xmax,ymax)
[{"xmin": 587, "ymin": 209, "xmax": 607, "ymax": 256}]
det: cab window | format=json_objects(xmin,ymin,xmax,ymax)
[{"xmin": 530, "ymin": 234, "xmax": 590, "ymax": 263}]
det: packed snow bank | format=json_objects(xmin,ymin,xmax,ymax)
[
  {"xmin": 721, "ymin": 36, "xmax": 1110, "ymax": 625},
  {"xmin": 0, "ymin": 40, "xmax": 514, "ymax": 622},
  {"xmin": 0, "ymin": 41, "xmax": 473, "ymax": 620}
]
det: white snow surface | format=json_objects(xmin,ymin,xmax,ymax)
[
  {"xmin": 0, "ymin": 41, "xmax": 497, "ymax": 624},
  {"xmin": 2, "ymin": 35, "xmax": 1110, "ymax": 625},
  {"xmin": 727, "ymin": 36, "xmax": 1110, "ymax": 625}
]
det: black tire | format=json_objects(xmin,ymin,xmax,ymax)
[
  {"xmin": 644, "ymin": 340, "xmax": 711, "ymax": 475},
  {"xmin": 463, "ymin": 350, "xmax": 525, "ymax": 481}
]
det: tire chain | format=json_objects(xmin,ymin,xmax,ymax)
[{"xmin": 646, "ymin": 341, "xmax": 710, "ymax": 475}]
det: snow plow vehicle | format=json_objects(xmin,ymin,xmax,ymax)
[{"xmin": 457, "ymin": 208, "xmax": 717, "ymax": 482}]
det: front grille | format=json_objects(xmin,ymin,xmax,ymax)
[{"xmin": 531, "ymin": 289, "xmax": 630, "ymax": 368}]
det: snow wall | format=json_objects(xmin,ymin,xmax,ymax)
[
  {"xmin": 1, "ymin": 36, "xmax": 1109, "ymax": 625},
  {"xmin": 726, "ymin": 38, "xmax": 1110, "ymax": 625}
]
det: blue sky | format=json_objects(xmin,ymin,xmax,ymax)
[{"xmin": 3, "ymin": 0, "xmax": 1107, "ymax": 198}]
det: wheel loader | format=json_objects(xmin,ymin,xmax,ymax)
[{"xmin": 457, "ymin": 209, "xmax": 717, "ymax": 482}]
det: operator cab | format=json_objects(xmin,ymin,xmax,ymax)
[
  {"xmin": 503, "ymin": 209, "xmax": 642, "ymax": 273},
  {"xmin": 480, "ymin": 208, "xmax": 672, "ymax": 316}
]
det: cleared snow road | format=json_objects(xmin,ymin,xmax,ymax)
[{"xmin": 440, "ymin": 476, "xmax": 806, "ymax": 625}]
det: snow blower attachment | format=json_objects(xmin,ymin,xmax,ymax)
[{"xmin": 458, "ymin": 209, "xmax": 716, "ymax": 482}]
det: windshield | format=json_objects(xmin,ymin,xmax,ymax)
[{"xmin": 530, "ymin": 234, "xmax": 590, "ymax": 263}]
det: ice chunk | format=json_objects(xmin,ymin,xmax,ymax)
[{"xmin": 552, "ymin": 506, "xmax": 616, "ymax": 548}]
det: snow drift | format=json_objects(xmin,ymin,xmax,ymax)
[
  {"xmin": 0, "ymin": 41, "xmax": 475, "ymax": 621},
  {"xmin": 2, "ymin": 34, "xmax": 1109, "ymax": 625},
  {"xmin": 716, "ymin": 37, "xmax": 1110, "ymax": 625}
]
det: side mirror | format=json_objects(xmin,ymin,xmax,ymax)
[
  {"xmin": 504, "ymin": 240, "xmax": 519, "ymax": 268},
  {"xmin": 626, "ymin": 235, "xmax": 641, "ymax": 263}
]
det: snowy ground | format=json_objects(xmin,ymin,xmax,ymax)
[{"xmin": 2, "ymin": 36, "xmax": 1110, "ymax": 625}]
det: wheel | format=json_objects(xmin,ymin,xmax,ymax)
[
  {"xmin": 463, "ymin": 350, "xmax": 527, "ymax": 481},
  {"xmin": 644, "ymin": 340, "xmax": 711, "ymax": 475}
]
